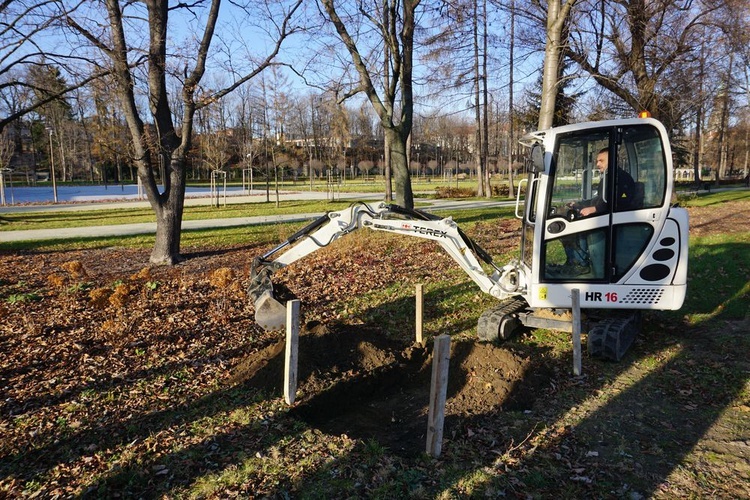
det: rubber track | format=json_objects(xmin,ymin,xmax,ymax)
[
  {"xmin": 587, "ymin": 316, "xmax": 639, "ymax": 362},
  {"xmin": 477, "ymin": 296, "xmax": 529, "ymax": 341}
]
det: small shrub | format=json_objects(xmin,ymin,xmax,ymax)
[
  {"xmin": 61, "ymin": 260, "xmax": 87, "ymax": 278},
  {"xmin": 68, "ymin": 282, "xmax": 93, "ymax": 293},
  {"xmin": 130, "ymin": 267, "xmax": 151, "ymax": 281},
  {"xmin": 6, "ymin": 293, "xmax": 42, "ymax": 304},
  {"xmin": 47, "ymin": 274, "xmax": 66, "ymax": 288},
  {"xmin": 89, "ymin": 287, "xmax": 111, "ymax": 309},
  {"xmin": 209, "ymin": 267, "xmax": 235, "ymax": 289},
  {"xmin": 491, "ymin": 184, "xmax": 510, "ymax": 197},
  {"xmin": 434, "ymin": 186, "xmax": 476, "ymax": 199},
  {"xmin": 109, "ymin": 283, "xmax": 134, "ymax": 308}
]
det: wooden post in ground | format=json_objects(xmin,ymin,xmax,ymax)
[
  {"xmin": 571, "ymin": 289, "xmax": 582, "ymax": 376},
  {"xmin": 426, "ymin": 334, "xmax": 451, "ymax": 457},
  {"xmin": 284, "ymin": 299, "xmax": 300, "ymax": 405},
  {"xmin": 415, "ymin": 284, "xmax": 424, "ymax": 346}
]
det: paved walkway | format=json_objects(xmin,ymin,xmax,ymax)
[{"xmin": 0, "ymin": 192, "xmax": 516, "ymax": 243}]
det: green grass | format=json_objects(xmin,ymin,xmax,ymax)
[
  {"xmin": 681, "ymin": 232, "xmax": 750, "ymax": 324},
  {"xmin": 0, "ymin": 222, "xmax": 299, "ymax": 252},
  {"xmin": 0, "ymin": 204, "xmax": 517, "ymax": 253},
  {"xmin": 677, "ymin": 188, "xmax": 750, "ymax": 207},
  {"xmin": 0, "ymin": 200, "xmax": 355, "ymax": 232}
]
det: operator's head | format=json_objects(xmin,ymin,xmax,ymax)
[{"xmin": 596, "ymin": 148, "xmax": 608, "ymax": 173}]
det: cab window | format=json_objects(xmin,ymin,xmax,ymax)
[{"xmin": 616, "ymin": 126, "xmax": 667, "ymax": 211}]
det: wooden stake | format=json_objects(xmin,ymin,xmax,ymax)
[
  {"xmin": 415, "ymin": 284, "xmax": 424, "ymax": 346},
  {"xmin": 284, "ymin": 299, "xmax": 300, "ymax": 405},
  {"xmin": 426, "ymin": 334, "xmax": 451, "ymax": 457},
  {"xmin": 571, "ymin": 289, "xmax": 582, "ymax": 376}
]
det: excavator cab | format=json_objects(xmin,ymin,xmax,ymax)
[
  {"xmin": 517, "ymin": 118, "xmax": 687, "ymax": 311},
  {"xmin": 494, "ymin": 118, "xmax": 688, "ymax": 359}
]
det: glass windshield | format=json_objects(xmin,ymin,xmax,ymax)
[{"xmin": 548, "ymin": 130, "xmax": 610, "ymax": 220}]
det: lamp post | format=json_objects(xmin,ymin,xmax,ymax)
[{"xmin": 47, "ymin": 127, "xmax": 58, "ymax": 203}]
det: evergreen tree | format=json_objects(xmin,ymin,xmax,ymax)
[{"xmin": 518, "ymin": 60, "xmax": 582, "ymax": 131}]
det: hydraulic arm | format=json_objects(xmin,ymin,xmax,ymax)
[{"xmin": 248, "ymin": 202, "xmax": 523, "ymax": 331}]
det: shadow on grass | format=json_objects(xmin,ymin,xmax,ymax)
[{"xmin": 350, "ymin": 280, "xmax": 487, "ymax": 339}]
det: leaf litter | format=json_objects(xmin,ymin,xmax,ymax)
[{"xmin": 0, "ymin": 201, "xmax": 748, "ymax": 497}]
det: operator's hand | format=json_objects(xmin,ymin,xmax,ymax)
[{"xmin": 579, "ymin": 206, "xmax": 596, "ymax": 217}]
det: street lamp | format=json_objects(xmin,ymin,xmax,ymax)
[{"xmin": 46, "ymin": 127, "xmax": 58, "ymax": 203}]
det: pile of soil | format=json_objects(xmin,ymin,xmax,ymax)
[{"xmin": 228, "ymin": 321, "xmax": 549, "ymax": 455}]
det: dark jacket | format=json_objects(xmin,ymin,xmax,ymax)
[{"xmin": 591, "ymin": 168, "xmax": 635, "ymax": 213}]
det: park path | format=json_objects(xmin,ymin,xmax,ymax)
[{"xmin": 1, "ymin": 191, "xmax": 516, "ymax": 243}]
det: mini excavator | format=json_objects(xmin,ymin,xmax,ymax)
[{"xmin": 248, "ymin": 118, "xmax": 688, "ymax": 361}]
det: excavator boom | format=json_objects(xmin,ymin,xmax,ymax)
[{"xmin": 248, "ymin": 202, "xmax": 523, "ymax": 331}]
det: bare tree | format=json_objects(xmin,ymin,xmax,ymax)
[
  {"xmin": 64, "ymin": 0, "xmax": 302, "ymax": 264},
  {"xmin": 317, "ymin": 0, "xmax": 419, "ymax": 209},
  {"xmin": 0, "ymin": 1, "xmax": 117, "ymax": 133},
  {"xmin": 507, "ymin": 0, "xmax": 516, "ymax": 198},
  {"xmin": 564, "ymin": 0, "xmax": 723, "ymax": 130}
]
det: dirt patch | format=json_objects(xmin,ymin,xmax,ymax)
[{"xmin": 228, "ymin": 321, "xmax": 548, "ymax": 455}]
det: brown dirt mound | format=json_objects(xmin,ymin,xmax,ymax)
[{"xmin": 228, "ymin": 322, "xmax": 550, "ymax": 455}]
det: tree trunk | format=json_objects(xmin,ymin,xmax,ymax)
[
  {"xmin": 481, "ymin": 0, "xmax": 490, "ymax": 198},
  {"xmin": 385, "ymin": 127, "xmax": 414, "ymax": 208},
  {"xmin": 745, "ymin": 65, "xmax": 750, "ymax": 178},
  {"xmin": 692, "ymin": 106, "xmax": 702, "ymax": 187},
  {"xmin": 384, "ymin": 133, "xmax": 393, "ymax": 201},
  {"xmin": 693, "ymin": 42, "xmax": 705, "ymax": 187},
  {"xmin": 508, "ymin": 0, "xmax": 516, "ymax": 199},
  {"xmin": 539, "ymin": 27, "xmax": 560, "ymax": 128},
  {"xmin": 147, "ymin": 162, "xmax": 186, "ymax": 264},
  {"xmin": 539, "ymin": 1, "xmax": 574, "ymax": 130},
  {"xmin": 473, "ymin": 0, "xmax": 484, "ymax": 197}
]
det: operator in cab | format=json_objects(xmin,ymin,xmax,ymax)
[
  {"xmin": 553, "ymin": 148, "xmax": 635, "ymax": 277},
  {"xmin": 571, "ymin": 148, "xmax": 636, "ymax": 217}
]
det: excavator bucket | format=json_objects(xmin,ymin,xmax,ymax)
[
  {"xmin": 248, "ymin": 258, "xmax": 287, "ymax": 331},
  {"xmin": 254, "ymin": 290, "xmax": 287, "ymax": 331}
]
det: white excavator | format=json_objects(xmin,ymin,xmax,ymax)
[{"xmin": 248, "ymin": 117, "xmax": 688, "ymax": 361}]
